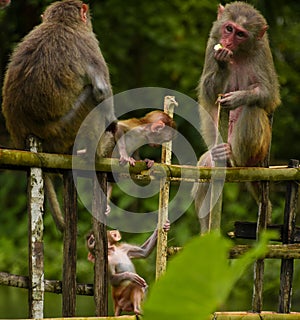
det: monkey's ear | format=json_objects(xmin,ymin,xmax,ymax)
[
  {"xmin": 80, "ymin": 4, "xmax": 88, "ymax": 23},
  {"xmin": 150, "ymin": 120, "xmax": 165, "ymax": 132},
  {"xmin": 257, "ymin": 25, "xmax": 268, "ymax": 40},
  {"xmin": 217, "ymin": 4, "xmax": 225, "ymax": 20}
]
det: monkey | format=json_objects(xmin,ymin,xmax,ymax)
[
  {"xmin": 2, "ymin": 0, "xmax": 120, "ymax": 232},
  {"xmin": 110, "ymin": 110, "xmax": 177, "ymax": 167},
  {"xmin": 99, "ymin": 110, "xmax": 177, "ymax": 214},
  {"xmin": 0, "ymin": 0, "xmax": 10, "ymax": 9},
  {"xmin": 86, "ymin": 221, "xmax": 170, "ymax": 316},
  {"xmin": 192, "ymin": 2, "xmax": 280, "ymax": 234}
]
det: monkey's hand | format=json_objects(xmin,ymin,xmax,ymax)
[
  {"xmin": 219, "ymin": 88, "xmax": 259, "ymax": 109},
  {"xmin": 128, "ymin": 272, "xmax": 148, "ymax": 288},
  {"xmin": 211, "ymin": 143, "xmax": 232, "ymax": 163},
  {"xmin": 112, "ymin": 272, "xmax": 147, "ymax": 288},
  {"xmin": 144, "ymin": 158, "xmax": 155, "ymax": 168},
  {"xmin": 214, "ymin": 47, "xmax": 233, "ymax": 63},
  {"xmin": 163, "ymin": 220, "xmax": 171, "ymax": 232},
  {"xmin": 119, "ymin": 155, "xmax": 136, "ymax": 166}
]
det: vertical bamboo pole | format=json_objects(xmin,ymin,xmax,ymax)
[
  {"xmin": 62, "ymin": 170, "xmax": 77, "ymax": 316},
  {"xmin": 208, "ymin": 98, "xmax": 229, "ymax": 232},
  {"xmin": 155, "ymin": 96, "xmax": 178, "ymax": 280},
  {"xmin": 27, "ymin": 136, "xmax": 44, "ymax": 319},
  {"xmin": 92, "ymin": 172, "xmax": 108, "ymax": 316},
  {"xmin": 278, "ymin": 159, "xmax": 299, "ymax": 313},
  {"xmin": 252, "ymin": 115, "xmax": 273, "ymax": 312}
]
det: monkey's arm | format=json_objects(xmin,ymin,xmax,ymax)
[
  {"xmin": 127, "ymin": 221, "xmax": 170, "ymax": 259},
  {"xmin": 218, "ymin": 85, "xmax": 269, "ymax": 110},
  {"xmin": 110, "ymin": 271, "xmax": 147, "ymax": 288},
  {"xmin": 114, "ymin": 124, "xmax": 136, "ymax": 166},
  {"xmin": 199, "ymin": 46, "xmax": 231, "ymax": 107}
]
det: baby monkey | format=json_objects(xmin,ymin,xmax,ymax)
[
  {"xmin": 86, "ymin": 221, "xmax": 170, "ymax": 316},
  {"xmin": 107, "ymin": 110, "xmax": 177, "ymax": 168}
]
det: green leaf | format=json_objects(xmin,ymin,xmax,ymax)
[{"xmin": 143, "ymin": 232, "xmax": 269, "ymax": 320}]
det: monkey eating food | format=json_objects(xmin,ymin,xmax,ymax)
[{"xmin": 192, "ymin": 2, "xmax": 280, "ymax": 233}]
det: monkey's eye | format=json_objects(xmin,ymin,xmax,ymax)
[
  {"xmin": 226, "ymin": 25, "xmax": 233, "ymax": 33},
  {"xmin": 236, "ymin": 31, "xmax": 246, "ymax": 38}
]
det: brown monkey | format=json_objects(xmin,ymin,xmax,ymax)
[
  {"xmin": 86, "ymin": 221, "xmax": 170, "ymax": 316},
  {"xmin": 2, "ymin": 0, "xmax": 119, "ymax": 231},
  {"xmin": 100, "ymin": 110, "xmax": 177, "ymax": 214},
  {"xmin": 192, "ymin": 2, "xmax": 280, "ymax": 233},
  {"xmin": 0, "ymin": 0, "xmax": 10, "ymax": 9},
  {"xmin": 111, "ymin": 110, "xmax": 177, "ymax": 167}
]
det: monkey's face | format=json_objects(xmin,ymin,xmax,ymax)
[
  {"xmin": 108, "ymin": 230, "xmax": 122, "ymax": 244},
  {"xmin": 147, "ymin": 127, "xmax": 175, "ymax": 147},
  {"xmin": 0, "ymin": 0, "xmax": 10, "ymax": 9},
  {"xmin": 220, "ymin": 21, "xmax": 249, "ymax": 52}
]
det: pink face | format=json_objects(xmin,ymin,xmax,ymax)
[
  {"xmin": 220, "ymin": 21, "xmax": 249, "ymax": 51},
  {"xmin": 0, "ymin": 0, "xmax": 10, "ymax": 9},
  {"xmin": 108, "ymin": 230, "xmax": 122, "ymax": 244}
]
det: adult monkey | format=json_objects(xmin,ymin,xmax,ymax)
[
  {"xmin": 192, "ymin": 2, "xmax": 280, "ymax": 234},
  {"xmin": 2, "ymin": 0, "xmax": 119, "ymax": 231}
]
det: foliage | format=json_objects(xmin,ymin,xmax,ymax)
[
  {"xmin": 143, "ymin": 232, "xmax": 269, "ymax": 320},
  {"xmin": 0, "ymin": 0, "xmax": 299, "ymax": 317}
]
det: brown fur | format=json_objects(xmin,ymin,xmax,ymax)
[
  {"xmin": 2, "ymin": 0, "xmax": 115, "ymax": 154},
  {"xmin": 193, "ymin": 2, "xmax": 280, "ymax": 233},
  {"xmin": 198, "ymin": 2, "xmax": 280, "ymax": 162},
  {"xmin": 2, "ymin": 0, "xmax": 116, "ymax": 232},
  {"xmin": 112, "ymin": 283, "xmax": 144, "ymax": 316}
]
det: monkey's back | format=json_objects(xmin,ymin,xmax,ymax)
[{"xmin": 2, "ymin": 21, "xmax": 103, "ymax": 152}]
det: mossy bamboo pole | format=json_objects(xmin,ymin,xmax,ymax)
[
  {"xmin": 27, "ymin": 137, "xmax": 44, "ymax": 319},
  {"xmin": 168, "ymin": 244, "xmax": 300, "ymax": 259},
  {"xmin": 0, "ymin": 148, "xmax": 299, "ymax": 182},
  {"xmin": 0, "ymin": 272, "xmax": 94, "ymax": 295},
  {"xmin": 212, "ymin": 311, "xmax": 300, "ymax": 319},
  {"xmin": 155, "ymin": 96, "xmax": 178, "ymax": 280}
]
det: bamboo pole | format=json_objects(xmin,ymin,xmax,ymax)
[
  {"xmin": 212, "ymin": 311, "xmax": 300, "ymax": 319},
  {"xmin": 278, "ymin": 159, "xmax": 299, "ymax": 313},
  {"xmin": 252, "ymin": 115, "xmax": 274, "ymax": 313},
  {"xmin": 27, "ymin": 137, "xmax": 44, "ymax": 319},
  {"xmin": 0, "ymin": 272, "xmax": 94, "ymax": 295},
  {"xmin": 168, "ymin": 244, "xmax": 300, "ymax": 259},
  {"xmin": 208, "ymin": 97, "xmax": 230, "ymax": 232},
  {"xmin": 1, "ymin": 148, "xmax": 300, "ymax": 182},
  {"xmin": 62, "ymin": 170, "xmax": 78, "ymax": 317},
  {"xmin": 92, "ymin": 172, "xmax": 108, "ymax": 316},
  {"xmin": 155, "ymin": 96, "xmax": 178, "ymax": 280}
]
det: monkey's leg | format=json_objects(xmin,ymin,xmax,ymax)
[{"xmin": 192, "ymin": 151, "xmax": 221, "ymax": 234}]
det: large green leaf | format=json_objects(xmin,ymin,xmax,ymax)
[{"xmin": 143, "ymin": 232, "xmax": 269, "ymax": 320}]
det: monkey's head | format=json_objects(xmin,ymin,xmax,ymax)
[
  {"xmin": 141, "ymin": 111, "xmax": 177, "ymax": 147},
  {"xmin": 0, "ymin": 0, "xmax": 10, "ymax": 9},
  {"xmin": 42, "ymin": 0, "xmax": 92, "ymax": 30},
  {"xmin": 107, "ymin": 230, "xmax": 122, "ymax": 245},
  {"xmin": 214, "ymin": 2, "xmax": 268, "ymax": 54}
]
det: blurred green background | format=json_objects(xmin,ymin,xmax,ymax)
[{"xmin": 0, "ymin": 0, "xmax": 300, "ymax": 317}]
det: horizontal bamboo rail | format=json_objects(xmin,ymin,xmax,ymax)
[
  {"xmin": 38, "ymin": 317, "xmax": 135, "ymax": 320},
  {"xmin": 212, "ymin": 312, "xmax": 300, "ymax": 319},
  {"xmin": 0, "ymin": 272, "xmax": 93, "ymax": 295},
  {"xmin": 168, "ymin": 243, "xmax": 300, "ymax": 259},
  {"xmin": 0, "ymin": 148, "xmax": 299, "ymax": 182}
]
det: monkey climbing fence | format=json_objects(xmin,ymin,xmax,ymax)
[{"xmin": 0, "ymin": 146, "xmax": 300, "ymax": 318}]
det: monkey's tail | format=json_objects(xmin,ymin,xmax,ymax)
[{"xmin": 44, "ymin": 174, "xmax": 65, "ymax": 232}]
